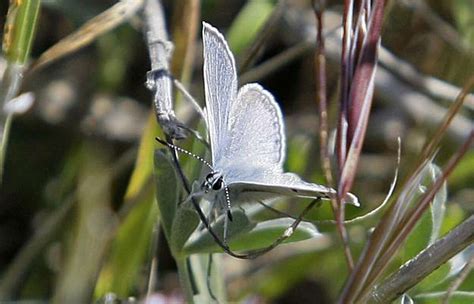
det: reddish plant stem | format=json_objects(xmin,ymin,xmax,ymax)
[
  {"xmin": 313, "ymin": 0, "xmax": 354, "ymax": 271},
  {"xmin": 336, "ymin": 0, "xmax": 354, "ymax": 169}
]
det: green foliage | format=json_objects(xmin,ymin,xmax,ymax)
[
  {"xmin": 94, "ymin": 115, "xmax": 160, "ymax": 299},
  {"xmin": 2, "ymin": 0, "xmax": 40, "ymax": 63},
  {"xmin": 227, "ymin": 0, "xmax": 274, "ymax": 54},
  {"xmin": 452, "ymin": 0, "xmax": 474, "ymax": 47},
  {"xmin": 94, "ymin": 195, "xmax": 157, "ymax": 298}
]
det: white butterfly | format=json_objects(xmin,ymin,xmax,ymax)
[
  {"xmin": 156, "ymin": 22, "xmax": 359, "ymax": 241},
  {"xmin": 191, "ymin": 22, "xmax": 359, "ymax": 219}
]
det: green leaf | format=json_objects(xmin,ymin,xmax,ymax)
[
  {"xmin": 54, "ymin": 142, "xmax": 115, "ymax": 303},
  {"xmin": 170, "ymin": 207, "xmax": 200, "ymax": 256},
  {"xmin": 400, "ymin": 162, "xmax": 447, "ymax": 263},
  {"xmin": 124, "ymin": 114, "xmax": 159, "ymax": 200},
  {"xmin": 183, "ymin": 208, "xmax": 253, "ymax": 254},
  {"xmin": 427, "ymin": 164, "xmax": 447, "ymax": 244},
  {"xmin": 226, "ymin": 0, "xmax": 274, "ymax": 55},
  {"xmin": 184, "ymin": 211, "xmax": 320, "ymax": 254},
  {"xmin": 400, "ymin": 204, "xmax": 432, "ymax": 263},
  {"xmin": 154, "ymin": 149, "xmax": 180, "ymax": 238},
  {"xmin": 94, "ymin": 193, "xmax": 157, "ymax": 298},
  {"xmin": 228, "ymin": 218, "xmax": 320, "ymax": 252},
  {"xmin": 415, "ymin": 261, "xmax": 450, "ymax": 292},
  {"xmin": 95, "ymin": 115, "xmax": 160, "ymax": 298},
  {"xmin": 448, "ymin": 152, "xmax": 474, "ymax": 190},
  {"xmin": 2, "ymin": 0, "xmax": 40, "ymax": 63},
  {"xmin": 452, "ymin": 0, "xmax": 474, "ymax": 47}
]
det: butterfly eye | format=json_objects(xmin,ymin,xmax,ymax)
[{"xmin": 212, "ymin": 178, "xmax": 223, "ymax": 190}]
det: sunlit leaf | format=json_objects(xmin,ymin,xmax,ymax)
[
  {"xmin": 3, "ymin": 0, "xmax": 40, "ymax": 64},
  {"xmin": 125, "ymin": 114, "xmax": 160, "ymax": 200}
]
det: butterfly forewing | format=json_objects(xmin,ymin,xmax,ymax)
[{"xmin": 202, "ymin": 22, "xmax": 238, "ymax": 164}]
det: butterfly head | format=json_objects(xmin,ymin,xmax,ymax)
[{"xmin": 202, "ymin": 171, "xmax": 224, "ymax": 193}]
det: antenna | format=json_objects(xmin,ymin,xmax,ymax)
[{"xmin": 156, "ymin": 137, "xmax": 213, "ymax": 170}]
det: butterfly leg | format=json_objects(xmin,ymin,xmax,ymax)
[
  {"xmin": 194, "ymin": 194, "xmax": 220, "ymax": 233},
  {"xmin": 180, "ymin": 181, "xmax": 205, "ymax": 206}
]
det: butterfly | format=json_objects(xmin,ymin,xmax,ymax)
[
  {"xmin": 159, "ymin": 22, "xmax": 358, "ymax": 242},
  {"xmin": 193, "ymin": 22, "xmax": 358, "ymax": 215}
]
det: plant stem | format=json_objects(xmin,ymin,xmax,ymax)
[
  {"xmin": 1, "ymin": 0, "xmax": 41, "ymax": 182},
  {"xmin": 367, "ymin": 215, "xmax": 474, "ymax": 303},
  {"xmin": 176, "ymin": 257, "xmax": 195, "ymax": 304},
  {"xmin": 0, "ymin": 114, "xmax": 13, "ymax": 183}
]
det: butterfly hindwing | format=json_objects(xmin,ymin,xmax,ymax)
[{"xmin": 214, "ymin": 84, "xmax": 285, "ymax": 170}]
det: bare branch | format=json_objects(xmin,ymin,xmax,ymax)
[
  {"xmin": 143, "ymin": 0, "xmax": 188, "ymax": 139},
  {"xmin": 367, "ymin": 215, "xmax": 474, "ymax": 303}
]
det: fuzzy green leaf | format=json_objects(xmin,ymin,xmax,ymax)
[
  {"xmin": 170, "ymin": 207, "xmax": 200, "ymax": 256},
  {"xmin": 154, "ymin": 149, "xmax": 180, "ymax": 238},
  {"xmin": 227, "ymin": 218, "xmax": 320, "ymax": 252},
  {"xmin": 183, "ymin": 208, "xmax": 254, "ymax": 254},
  {"xmin": 184, "ymin": 211, "xmax": 320, "ymax": 254}
]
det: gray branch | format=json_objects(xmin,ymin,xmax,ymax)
[
  {"xmin": 367, "ymin": 215, "xmax": 474, "ymax": 303},
  {"xmin": 143, "ymin": 0, "xmax": 187, "ymax": 139}
]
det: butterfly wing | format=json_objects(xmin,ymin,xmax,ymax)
[
  {"xmin": 214, "ymin": 83, "xmax": 286, "ymax": 170},
  {"xmin": 228, "ymin": 170, "xmax": 359, "ymax": 206},
  {"xmin": 202, "ymin": 22, "xmax": 238, "ymax": 164},
  {"xmin": 222, "ymin": 164, "xmax": 334, "ymax": 200}
]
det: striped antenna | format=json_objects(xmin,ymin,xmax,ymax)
[{"xmin": 156, "ymin": 137, "xmax": 213, "ymax": 170}]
